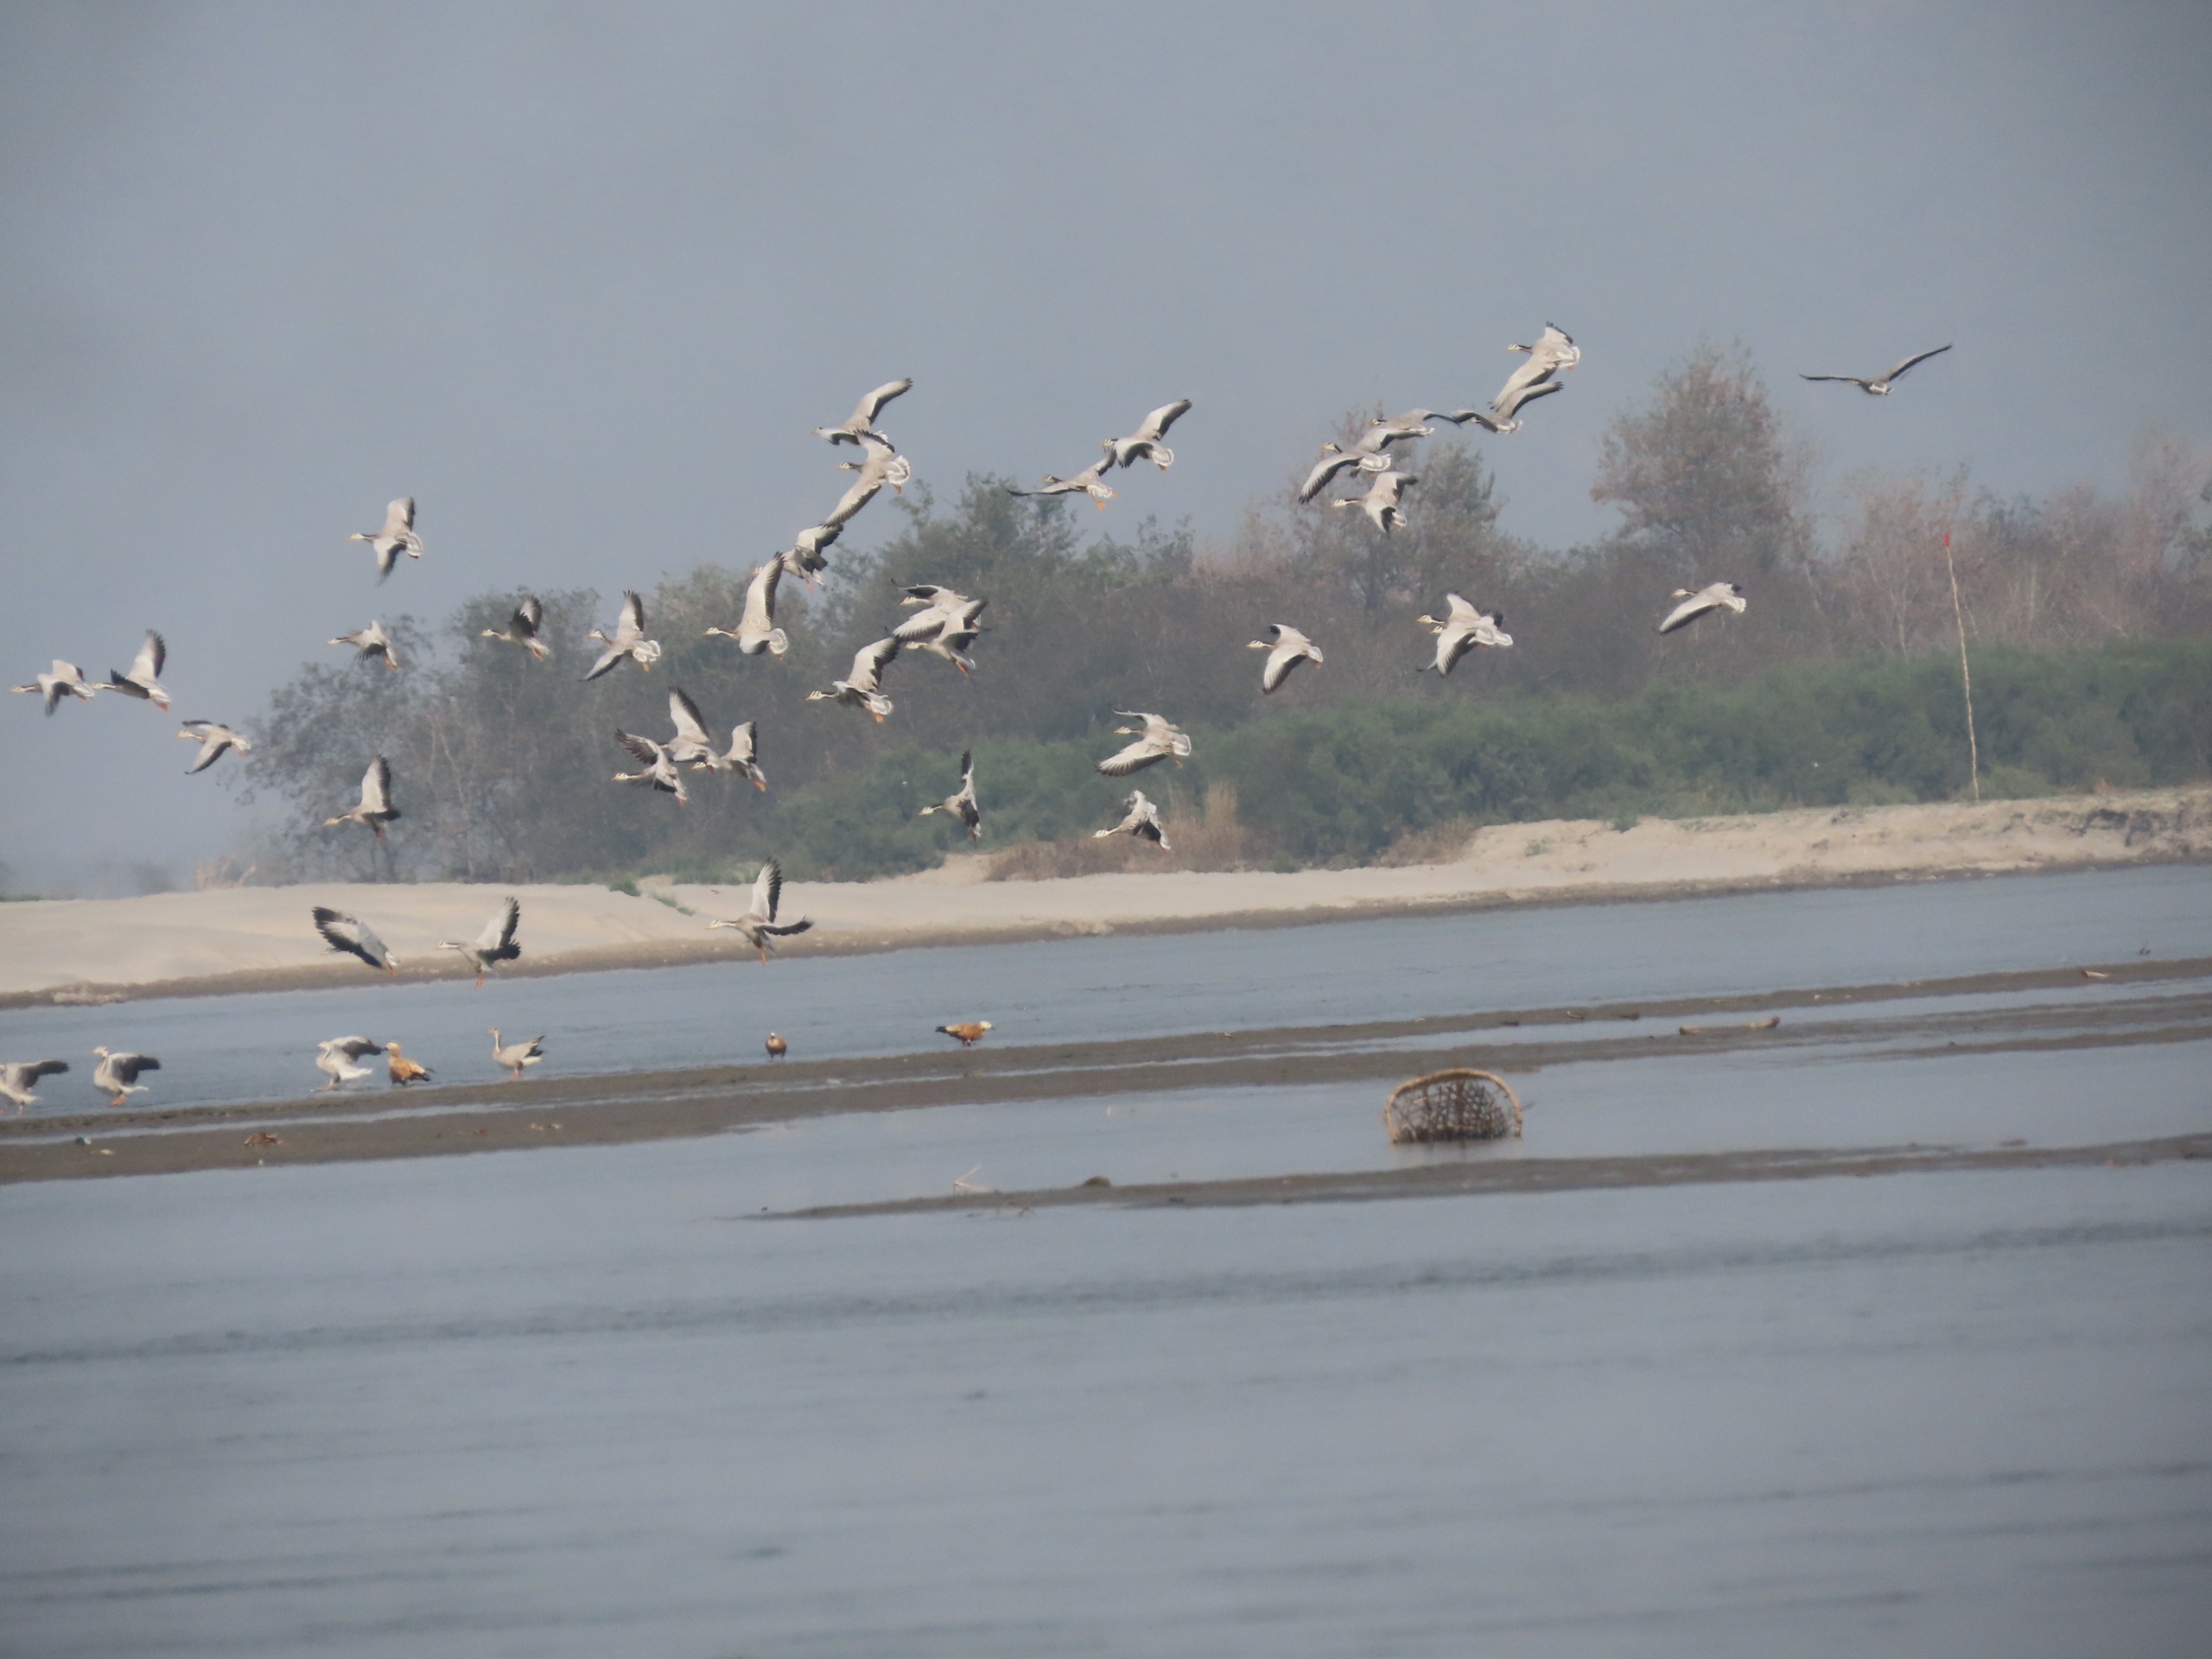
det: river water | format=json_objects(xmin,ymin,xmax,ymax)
[{"xmin": 2, "ymin": 868, "xmax": 2209, "ymax": 1655}]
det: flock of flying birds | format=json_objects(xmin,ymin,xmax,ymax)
[{"xmin": 3, "ymin": 332, "xmax": 1952, "ymax": 1112}]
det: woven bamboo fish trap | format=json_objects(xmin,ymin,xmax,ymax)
[{"xmin": 1384, "ymin": 1068, "xmax": 1523, "ymax": 1143}]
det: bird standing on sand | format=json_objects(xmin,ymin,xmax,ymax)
[
  {"xmin": 1103, "ymin": 399, "xmax": 1192, "ymax": 470},
  {"xmin": 350, "ymin": 498, "xmax": 422, "ymax": 582},
  {"xmin": 918, "ymin": 750, "xmax": 982, "ymax": 840},
  {"xmin": 101, "ymin": 632, "xmax": 171, "ymax": 707},
  {"xmin": 705, "ymin": 859, "xmax": 813, "ymax": 963},
  {"xmin": 438, "ymin": 896, "xmax": 522, "ymax": 987},
  {"xmin": 489, "ymin": 1029, "xmax": 544, "ymax": 1080},
  {"xmin": 1249, "ymin": 624, "xmax": 1323, "ymax": 693},
  {"xmin": 1417, "ymin": 594, "xmax": 1513, "ymax": 675},
  {"xmin": 329, "ymin": 620, "xmax": 400, "ymax": 671},
  {"xmin": 612, "ymin": 729, "xmax": 690, "ymax": 804},
  {"xmin": 326, "ymin": 756, "xmax": 401, "ymax": 843},
  {"xmin": 1096, "ymin": 789, "xmax": 1170, "ymax": 849},
  {"xmin": 386, "ymin": 1043, "xmax": 433, "ymax": 1085},
  {"xmin": 814, "ymin": 377, "xmax": 912, "ymax": 446},
  {"xmin": 806, "ymin": 637, "xmax": 899, "ymax": 722},
  {"xmin": 936, "ymin": 1020, "xmax": 994, "ymax": 1048},
  {"xmin": 1657, "ymin": 582, "xmax": 1748, "ymax": 634},
  {"xmin": 11, "ymin": 661, "xmax": 97, "ymax": 715},
  {"xmin": 584, "ymin": 591, "xmax": 662, "ymax": 680},
  {"xmin": 0, "ymin": 1059, "xmax": 69, "ymax": 1113},
  {"xmin": 764, "ymin": 1033, "xmax": 788, "ymax": 1062},
  {"xmin": 315, "ymin": 1036, "xmax": 383, "ymax": 1091},
  {"xmin": 178, "ymin": 720, "xmax": 251, "ymax": 774},
  {"xmin": 1096, "ymin": 711, "xmax": 1192, "ymax": 777},
  {"xmin": 313, "ymin": 906, "xmax": 399, "ymax": 973},
  {"xmin": 1801, "ymin": 345, "xmax": 1951, "ymax": 396},
  {"xmin": 91, "ymin": 1046, "xmax": 160, "ymax": 1106},
  {"xmin": 703, "ymin": 558, "xmax": 790, "ymax": 658},
  {"xmin": 480, "ymin": 595, "xmax": 551, "ymax": 660}
]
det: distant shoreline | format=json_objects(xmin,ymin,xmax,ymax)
[{"xmin": 3, "ymin": 787, "xmax": 2205, "ymax": 1010}]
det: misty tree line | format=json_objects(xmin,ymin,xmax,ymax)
[{"xmin": 237, "ymin": 344, "xmax": 2212, "ymax": 883}]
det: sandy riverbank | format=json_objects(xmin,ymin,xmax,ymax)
[{"xmin": 3, "ymin": 787, "xmax": 2205, "ymax": 1005}]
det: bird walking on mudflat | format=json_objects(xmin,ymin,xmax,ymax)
[
  {"xmin": 489, "ymin": 1029, "xmax": 544, "ymax": 1080},
  {"xmin": 936, "ymin": 1020, "xmax": 994, "ymax": 1047},
  {"xmin": 764, "ymin": 1032, "xmax": 788, "ymax": 1062},
  {"xmin": 386, "ymin": 1042, "xmax": 433, "ymax": 1085}
]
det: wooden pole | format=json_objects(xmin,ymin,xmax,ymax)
[{"xmin": 1942, "ymin": 530, "xmax": 1980, "ymax": 804}]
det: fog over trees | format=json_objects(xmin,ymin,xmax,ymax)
[{"xmin": 237, "ymin": 347, "xmax": 2212, "ymax": 884}]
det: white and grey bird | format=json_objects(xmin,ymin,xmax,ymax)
[
  {"xmin": 806, "ymin": 637, "xmax": 899, "ymax": 722},
  {"xmin": 0, "ymin": 1059, "xmax": 69, "ymax": 1113},
  {"xmin": 892, "ymin": 585, "xmax": 988, "ymax": 643},
  {"xmin": 1249, "ymin": 623, "xmax": 1324, "ymax": 693},
  {"xmin": 1096, "ymin": 710, "xmax": 1192, "ymax": 777},
  {"xmin": 480, "ymin": 596, "xmax": 550, "ymax": 660},
  {"xmin": 1335, "ymin": 467, "xmax": 1417, "ymax": 534},
  {"xmin": 315, "ymin": 1035, "xmax": 384, "ymax": 1091},
  {"xmin": 1007, "ymin": 457, "xmax": 1116, "ymax": 509},
  {"xmin": 918, "ymin": 749, "xmax": 982, "ymax": 840},
  {"xmin": 329, "ymin": 620, "xmax": 399, "ymax": 671},
  {"xmin": 703, "ymin": 558, "xmax": 790, "ymax": 656},
  {"xmin": 1657, "ymin": 582, "xmax": 1749, "ymax": 634},
  {"xmin": 1453, "ymin": 378, "xmax": 1565, "ymax": 434},
  {"xmin": 1095, "ymin": 789, "xmax": 1169, "ymax": 850},
  {"xmin": 91, "ymin": 1046, "xmax": 160, "ymax": 1106},
  {"xmin": 701, "ymin": 719, "xmax": 767, "ymax": 790},
  {"xmin": 824, "ymin": 433, "xmax": 914, "ymax": 528},
  {"xmin": 662, "ymin": 686, "xmax": 721, "ymax": 766},
  {"xmin": 814, "ymin": 377, "xmax": 913, "ymax": 446},
  {"xmin": 178, "ymin": 719, "xmax": 251, "ymax": 774},
  {"xmin": 350, "ymin": 497, "xmax": 423, "ymax": 582},
  {"xmin": 101, "ymin": 632, "xmax": 171, "ymax": 707},
  {"xmin": 901, "ymin": 623, "xmax": 981, "ymax": 677},
  {"xmin": 438, "ymin": 896, "xmax": 521, "ymax": 987},
  {"xmin": 1295, "ymin": 419, "xmax": 1423, "ymax": 504},
  {"xmin": 705, "ymin": 859, "xmax": 814, "ymax": 963},
  {"xmin": 778, "ymin": 522, "xmax": 843, "ymax": 588},
  {"xmin": 1417, "ymin": 593, "xmax": 1514, "ymax": 676},
  {"xmin": 326, "ymin": 755, "xmax": 400, "ymax": 842},
  {"xmin": 1801, "ymin": 345, "xmax": 1951, "ymax": 396},
  {"xmin": 612, "ymin": 728, "xmax": 690, "ymax": 804},
  {"xmin": 313, "ymin": 906, "xmax": 399, "ymax": 973},
  {"xmin": 1103, "ymin": 399, "xmax": 1192, "ymax": 470},
  {"xmin": 11, "ymin": 660, "xmax": 97, "ymax": 715},
  {"xmin": 1498, "ymin": 323, "xmax": 1581, "ymax": 404},
  {"xmin": 488, "ymin": 1028, "xmax": 545, "ymax": 1080},
  {"xmin": 584, "ymin": 590, "xmax": 662, "ymax": 681}
]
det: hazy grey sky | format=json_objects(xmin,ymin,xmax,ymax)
[{"xmin": 4, "ymin": 3, "xmax": 2208, "ymax": 889}]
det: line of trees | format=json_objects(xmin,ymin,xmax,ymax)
[{"xmin": 235, "ymin": 344, "xmax": 2212, "ymax": 884}]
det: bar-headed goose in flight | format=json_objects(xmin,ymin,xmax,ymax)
[
  {"xmin": 11, "ymin": 661, "xmax": 97, "ymax": 715},
  {"xmin": 313, "ymin": 906, "xmax": 399, "ymax": 973},
  {"xmin": 327, "ymin": 755, "xmax": 400, "ymax": 842},
  {"xmin": 1294, "ymin": 419, "xmax": 1424, "ymax": 505},
  {"xmin": 481, "ymin": 595, "xmax": 550, "ymax": 660},
  {"xmin": 893, "ymin": 585, "xmax": 988, "ymax": 642},
  {"xmin": 1417, "ymin": 594, "xmax": 1513, "ymax": 675},
  {"xmin": 1249, "ymin": 624, "xmax": 1323, "ymax": 693},
  {"xmin": 584, "ymin": 590, "xmax": 662, "ymax": 680},
  {"xmin": 1103, "ymin": 399, "xmax": 1192, "ymax": 470},
  {"xmin": 1096, "ymin": 710, "xmax": 1192, "ymax": 776},
  {"xmin": 439, "ymin": 896, "xmax": 521, "ymax": 987},
  {"xmin": 1502, "ymin": 322, "xmax": 1580, "ymax": 387},
  {"xmin": 918, "ymin": 750, "xmax": 982, "ymax": 839},
  {"xmin": 778, "ymin": 522, "xmax": 842, "ymax": 588},
  {"xmin": 806, "ymin": 637, "xmax": 899, "ymax": 721},
  {"xmin": 1452, "ymin": 378, "xmax": 1564, "ymax": 434},
  {"xmin": 706, "ymin": 859, "xmax": 813, "ymax": 963},
  {"xmin": 1095, "ymin": 789, "xmax": 1169, "ymax": 850},
  {"xmin": 663, "ymin": 687, "xmax": 720, "ymax": 767},
  {"xmin": 350, "ymin": 497, "xmax": 423, "ymax": 581},
  {"xmin": 91, "ymin": 1046, "xmax": 160, "ymax": 1106},
  {"xmin": 902, "ymin": 624, "xmax": 981, "ymax": 677},
  {"xmin": 0, "ymin": 1059, "xmax": 69, "ymax": 1113},
  {"xmin": 1007, "ymin": 457, "xmax": 1116, "ymax": 509},
  {"xmin": 488, "ymin": 1028, "xmax": 544, "ymax": 1080},
  {"xmin": 178, "ymin": 720, "xmax": 250, "ymax": 774},
  {"xmin": 703, "ymin": 558, "xmax": 790, "ymax": 656},
  {"xmin": 1658, "ymin": 582, "xmax": 1748, "ymax": 634},
  {"xmin": 315, "ymin": 1036, "xmax": 384, "ymax": 1091},
  {"xmin": 1801, "ymin": 345, "xmax": 1951, "ymax": 395},
  {"xmin": 102, "ymin": 632, "xmax": 171, "ymax": 707},
  {"xmin": 386, "ymin": 1043, "xmax": 432, "ymax": 1085},
  {"xmin": 612, "ymin": 729, "xmax": 690, "ymax": 804},
  {"xmin": 1335, "ymin": 467, "xmax": 1416, "ymax": 533},
  {"xmin": 825, "ymin": 433, "xmax": 914, "ymax": 528},
  {"xmin": 815, "ymin": 377, "xmax": 912, "ymax": 445},
  {"xmin": 330, "ymin": 620, "xmax": 399, "ymax": 671}
]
